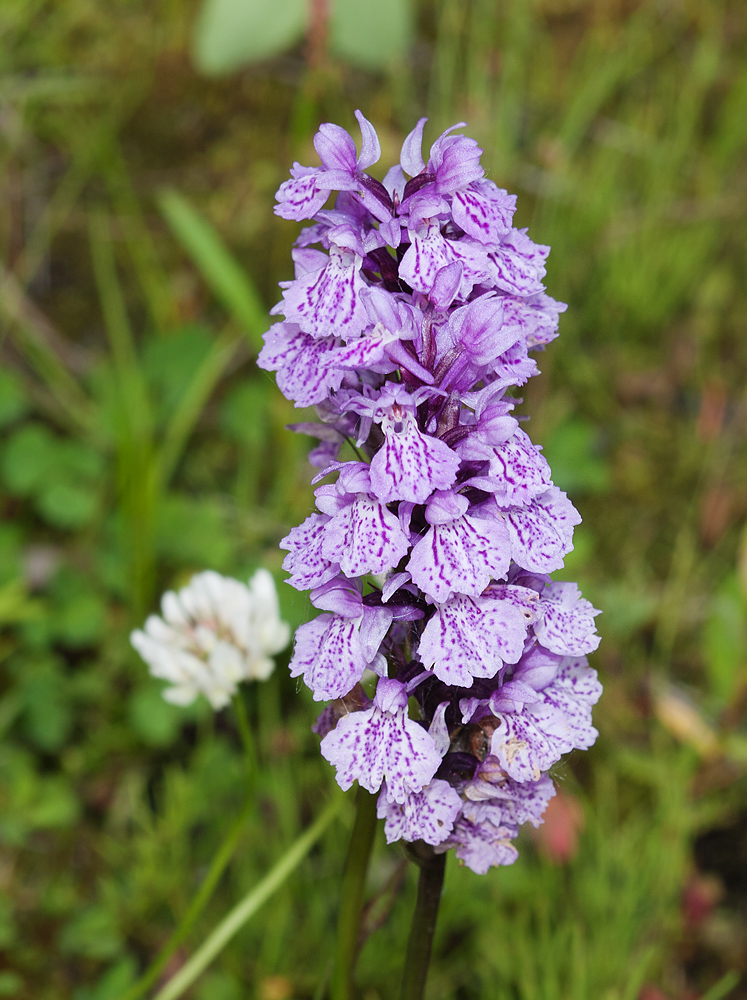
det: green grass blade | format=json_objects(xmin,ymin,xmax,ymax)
[
  {"xmin": 157, "ymin": 189, "xmax": 267, "ymax": 351},
  {"xmin": 0, "ymin": 265, "xmax": 97, "ymax": 436},
  {"xmin": 157, "ymin": 323, "xmax": 242, "ymax": 488},
  {"xmin": 700, "ymin": 971, "xmax": 741, "ymax": 1000},
  {"xmin": 152, "ymin": 794, "xmax": 342, "ymax": 1000}
]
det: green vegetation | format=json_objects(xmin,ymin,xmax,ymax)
[{"xmin": 1, "ymin": 0, "xmax": 746, "ymax": 997}]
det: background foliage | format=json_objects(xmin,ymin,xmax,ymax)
[{"xmin": 1, "ymin": 0, "xmax": 746, "ymax": 997}]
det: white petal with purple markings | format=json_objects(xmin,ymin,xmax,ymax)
[
  {"xmin": 322, "ymin": 496, "xmax": 411, "ymax": 578},
  {"xmin": 320, "ymin": 678, "xmax": 441, "ymax": 802},
  {"xmin": 534, "ymin": 582, "xmax": 601, "ymax": 656},
  {"xmin": 377, "ymin": 779, "xmax": 463, "ymax": 846},
  {"xmin": 280, "ymin": 513, "xmax": 339, "ymax": 591},
  {"xmin": 505, "ymin": 487, "xmax": 581, "ymax": 573},
  {"xmin": 418, "ymin": 590, "xmax": 536, "ymax": 686}
]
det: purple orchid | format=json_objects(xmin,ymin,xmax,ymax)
[{"xmin": 261, "ymin": 113, "xmax": 601, "ymax": 873}]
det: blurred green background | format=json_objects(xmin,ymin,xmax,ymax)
[{"xmin": 1, "ymin": 0, "xmax": 746, "ymax": 997}]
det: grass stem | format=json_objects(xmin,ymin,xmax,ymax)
[{"xmin": 152, "ymin": 795, "xmax": 342, "ymax": 1000}]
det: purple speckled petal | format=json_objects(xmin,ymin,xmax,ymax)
[
  {"xmin": 452, "ymin": 181, "xmax": 516, "ymax": 244},
  {"xmin": 486, "ymin": 428, "xmax": 553, "ymax": 506},
  {"xmin": 489, "ymin": 658, "xmax": 601, "ymax": 780},
  {"xmin": 418, "ymin": 592, "xmax": 533, "ymax": 686},
  {"xmin": 399, "ymin": 226, "xmax": 489, "ymax": 300},
  {"xmin": 488, "ymin": 709, "xmax": 559, "ymax": 781},
  {"xmin": 505, "ymin": 487, "xmax": 581, "ymax": 573},
  {"xmin": 370, "ymin": 406, "xmax": 460, "ymax": 504},
  {"xmin": 257, "ymin": 324, "xmax": 344, "ymax": 408},
  {"xmin": 275, "ymin": 166, "xmax": 330, "ymax": 221},
  {"xmin": 482, "ymin": 773, "xmax": 556, "ymax": 828},
  {"xmin": 407, "ymin": 508, "xmax": 511, "ymax": 602},
  {"xmin": 488, "ymin": 342, "xmax": 539, "ymax": 389},
  {"xmin": 321, "ymin": 496, "xmax": 411, "ymax": 577},
  {"xmin": 280, "ymin": 513, "xmax": 339, "ymax": 591},
  {"xmin": 289, "ymin": 613, "xmax": 368, "ymax": 701},
  {"xmin": 487, "ymin": 228, "xmax": 549, "ymax": 297},
  {"xmin": 438, "ymin": 802, "xmax": 519, "ymax": 873},
  {"xmin": 320, "ymin": 679, "xmax": 441, "ymax": 802},
  {"xmin": 534, "ymin": 582, "xmax": 601, "ymax": 655},
  {"xmin": 377, "ymin": 779, "xmax": 463, "ymax": 845},
  {"xmin": 280, "ymin": 248, "xmax": 369, "ymax": 340},
  {"xmin": 500, "ymin": 292, "xmax": 567, "ymax": 349}
]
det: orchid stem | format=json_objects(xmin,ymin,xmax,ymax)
[
  {"xmin": 330, "ymin": 787, "xmax": 379, "ymax": 1000},
  {"xmin": 398, "ymin": 848, "xmax": 446, "ymax": 1000}
]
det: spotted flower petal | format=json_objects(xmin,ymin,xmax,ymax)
[
  {"xmin": 407, "ymin": 497, "xmax": 511, "ymax": 602},
  {"xmin": 321, "ymin": 678, "xmax": 442, "ymax": 802},
  {"xmin": 377, "ymin": 778, "xmax": 463, "ymax": 846},
  {"xmin": 534, "ymin": 582, "xmax": 601, "ymax": 656},
  {"xmin": 418, "ymin": 589, "xmax": 538, "ymax": 686},
  {"xmin": 505, "ymin": 487, "xmax": 581, "ymax": 573}
]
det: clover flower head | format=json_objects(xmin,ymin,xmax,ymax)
[
  {"xmin": 131, "ymin": 569, "xmax": 290, "ymax": 709},
  {"xmin": 262, "ymin": 112, "xmax": 602, "ymax": 873}
]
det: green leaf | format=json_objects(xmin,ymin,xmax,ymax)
[
  {"xmin": 219, "ymin": 379, "xmax": 271, "ymax": 448},
  {"xmin": 703, "ymin": 574, "xmax": 746, "ymax": 704},
  {"xmin": 541, "ymin": 417, "xmax": 611, "ymax": 496},
  {"xmin": 127, "ymin": 683, "xmax": 185, "ymax": 748},
  {"xmin": 142, "ymin": 326, "xmax": 214, "ymax": 423},
  {"xmin": 36, "ymin": 480, "xmax": 98, "ymax": 529},
  {"xmin": 59, "ymin": 905, "xmax": 123, "ymax": 960},
  {"xmin": 330, "ymin": 0, "xmax": 412, "ymax": 70},
  {"xmin": 0, "ymin": 369, "xmax": 29, "ymax": 427},
  {"xmin": 18, "ymin": 660, "xmax": 73, "ymax": 752},
  {"xmin": 1, "ymin": 423, "xmax": 56, "ymax": 496},
  {"xmin": 155, "ymin": 494, "xmax": 232, "ymax": 569},
  {"xmin": 0, "ymin": 973, "xmax": 22, "ymax": 997},
  {"xmin": 192, "ymin": 0, "xmax": 307, "ymax": 75},
  {"xmin": 158, "ymin": 189, "xmax": 267, "ymax": 350}
]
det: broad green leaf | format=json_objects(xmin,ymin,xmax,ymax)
[
  {"xmin": 192, "ymin": 0, "xmax": 307, "ymax": 74},
  {"xmin": 128, "ymin": 684, "xmax": 185, "ymax": 748},
  {"xmin": 18, "ymin": 661, "xmax": 73, "ymax": 752},
  {"xmin": 1, "ymin": 423, "xmax": 55, "ymax": 496},
  {"xmin": 59, "ymin": 905, "xmax": 123, "ymax": 960},
  {"xmin": 330, "ymin": 0, "xmax": 412, "ymax": 70},
  {"xmin": 142, "ymin": 326, "xmax": 214, "ymax": 423},
  {"xmin": 36, "ymin": 480, "xmax": 98, "ymax": 530}
]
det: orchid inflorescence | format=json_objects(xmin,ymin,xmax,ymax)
[{"xmin": 260, "ymin": 112, "xmax": 601, "ymax": 874}]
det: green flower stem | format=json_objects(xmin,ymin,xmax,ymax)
[
  {"xmin": 153, "ymin": 795, "xmax": 342, "ymax": 1000},
  {"xmin": 232, "ymin": 691, "xmax": 257, "ymax": 793},
  {"xmin": 331, "ymin": 787, "xmax": 379, "ymax": 1000},
  {"xmin": 115, "ymin": 798, "xmax": 252, "ymax": 1000},
  {"xmin": 398, "ymin": 848, "xmax": 446, "ymax": 1000}
]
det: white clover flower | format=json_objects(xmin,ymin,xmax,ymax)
[{"xmin": 131, "ymin": 569, "xmax": 290, "ymax": 709}]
